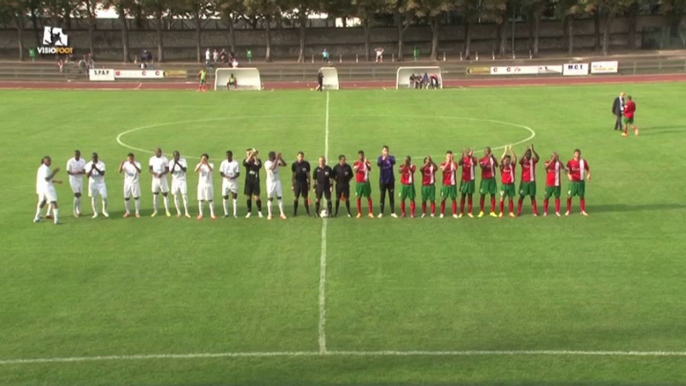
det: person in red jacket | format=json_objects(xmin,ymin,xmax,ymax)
[{"xmin": 623, "ymin": 95, "xmax": 639, "ymax": 137}]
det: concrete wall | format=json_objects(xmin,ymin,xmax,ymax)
[{"xmin": 0, "ymin": 16, "xmax": 668, "ymax": 61}]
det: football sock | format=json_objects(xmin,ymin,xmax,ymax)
[
  {"xmin": 278, "ymin": 199, "xmax": 285, "ymax": 216},
  {"xmin": 380, "ymin": 193, "xmax": 386, "ymax": 215},
  {"xmin": 368, "ymin": 199, "xmax": 373, "ymax": 214},
  {"xmin": 555, "ymin": 198, "xmax": 561, "ymax": 213},
  {"xmin": 544, "ymin": 199, "xmax": 549, "ymax": 213},
  {"xmin": 441, "ymin": 201, "xmax": 446, "ymax": 215},
  {"xmin": 491, "ymin": 196, "xmax": 496, "ymax": 212},
  {"xmin": 208, "ymin": 201, "xmax": 215, "ymax": 217},
  {"xmin": 532, "ymin": 199, "xmax": 538, "ymax": 215},
  {"xmin": 294, "ymin": 200, "xmax": 299, "ymax": 215},
  {"xmin": 499, "ymin": 200, "xmax": 505, "ymax": 214},
  {"xmin": 53, "ymin": 207, "xmax": 59, "ymax": 224},
  {"xmin": 410, "ymin": 201, "xmax": 416, "ymax": 217},
  {"xmin": 460, "ymin": 197, "xmax": 465, "ymax": 214},
  {"xmin": 401, "ymin": 201, "xmax": 406, "ymax": 216},
  {"xmin": 182, "ymin": 195, "xmax": 189, "ymax": 214},
  {"xmin": 102, "ymin": 198, "xmax": 108, "ymax": 213},
  {"xmin": 34, "ymin": 201, "xmax": 43, "ymax": 220},
  {"xmin": 174, "ymin": 195, "xmax": 181, "ymax": 214},
  {"xmin": 134, "ymin": 198, "xmax": 140, "ymax": 214},
  {"xmin": 335, "ymin": 199, "xmax": 340, "ymax": 215},
  {"xmin": 198, "ymin": 201, "xmax": 204, "ymax": 216},
  {"xmin": 125, "ymin": 199, "xmax": 131, "ymax": 213},
  {"xmin": 316, "ymin": 201, "xmax": 320, "ymax": 214},
  {"xmin": 345, "ymin": 200, "xmax": 351, "ymax": 215},
  {"xmin": 357, "ymin": 198, "xmax": 362, "ymax": 214},
  {"xmin": 45, "ymin": 205, "xmax": 52, "ymax": 217},
  {"xmin": 452, "ymin": 201, "xmax": 457, "ymax": 215},
  {"xmin": 327, "ymin": 201, "xmax": 332, "ymax": 215},
  {"xmin": 232, "ymin": 199, "xmax": 237, "ymax": 216},
  {"xmin": 223, "ymin": 199, "xmax": 229, "ymax": 216},
  {"xmin": 247, "ymin": 199, "xmax": 252, "ymax": 213},
  {"xmin": 163, "ymin": 195, "xmax": 170, "ymax": 211},
  {"xmin": 267, "ymin": 199, "xmax": 273, "ymax": 217},
  {"xmin": 256, "ymin": 199, "xmax": 262, "ymax": 213},
  {"xmin": 422, "ymin": 201, "xmax": 427, "ymax": 214},
  {"xmin": 153, "ymin": 194, "xmax": 159, "ymax": 211},
  {"xmin": 91, "ymin": 198, "xmax": 98, "ymax": 214},
  {"xmin": 479, "ymin": 196, "xmax": 485, "ymax": 212},
  {"xmin": 431, "ymin": 202, "xmax": 436, "ymax": 215},
  {"xmin": 509, "ymin": 199, "xmax": 514, "ymax": 214},
  {"xmin": 517, "ymin": 198, "xmax": 524, "ymax": 215},
  {"xmin": 468, "ymin": 196, "xmax": 473, "ymax": 214},
  {"xmin": 305, "ymin": 199, "xmax": 311, "ymax": 215},
  {"xmin": 581, "ymin": 198, "xmax": 586, "ymax": 212},
  {"xmin": 389, "ymin": 195, "xmax": 395, "ymax": 214},
  {"xmin": 567, "ymin": 198, "xmax": 572, "ymax": 213}
]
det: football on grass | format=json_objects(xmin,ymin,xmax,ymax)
[{"xmin": 320, "ymin": 209, "xmax": 328, "ymax": 218}]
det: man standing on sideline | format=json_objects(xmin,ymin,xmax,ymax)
[
  {"xmin": 622, "ymin": 95, "xmax": 639, "ymax": 137},
  {"xmin": 458, "ymin": 149, "xmax": 478, "ymax": 218},
  {"xmin": 169, "ymin": 151, "xmax": 191, "ymax": 218},
  {"xmin": 566, "ymin": 149, "xmax": 591, "ymax": 216},
  {"xmin": 316, "ymin": 70, "xmax": 324, "ymax": 92},
  {"xmin": 119, "ymin": 153, "xmax": 142, "ymax": 218},
  {"xmin": 85, "ymin": 152, "xmax": 109, "ymax": 218},
  {"xmin": 440, "ymin": 151, "xmax": 458, "ymax": 219},
  {"xmin": 195, "ymin": 153, "xmax": 217, "ymax": 220},
  {"xmin": 517, "ymin": 145, "xmax": 540, "ymax": 216},
  {"xmin": 220, "ymin": 150, "xmax": 240, "ymax": 218},
  {"xmin": 478, "ymin": 147, "xmax": 498, "ymax": 218},
  {"xmin": 544, "ymin": 152, "xmax": 566, "ymax": 216},
  {"xmin": 149, "ymin": 148, "xmax": 171, "ymax": 217},
  {"xmin": 313, "ymin": 156, "xmax": 334, "ymax": 217},
  {"xmin": 353, "ymin": 151, "xmax": 374, "ymax": 219},
  {"xmin": 377, "ymin": 145, "xmax": 397, "ymax": 218},
  {"xmin": 264, "ymin": 151, "xmax": 288, "ymax": 220},
  {"xmin": 399, "ymin": 156, "xmax": 417, "ymax": 218},
  {"xmin": 243, "ymin": 148, "xmax": 263, "ymax": 218},
  {"xmin": 66, "ymin": 150, "xmax": 86, "ymax": 217},
  {"xmin": 612, "ymin": 92, "xmax": 625, "ymax": 131},
  {"xmin": 291, "ymin": 151, "xmax": 311, "ymax": 216},
  {"xmin": 34, "ymin": 156, "xmax": 62, "ymax": 224},
  {"xmin": 332, "ymin": 155, "xmax": 353, "ymax": 217},
  {"xmin": 420, "ymin": 156, "xmax": 438, "ymax": 218}
]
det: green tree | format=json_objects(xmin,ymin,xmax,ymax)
[
  {"xmin": 102, "ymin": 0, "xmax": 133, "ymax": 61},
  {"xmin": 142, "ymin": 0, "xmax": 169, "ymax": 62},
  {"xmin": 287, "ymin": 0, "xmax": 320, "ymax": 63},
  {"xmin": 457, "ymin": 0, "xmax": 483, "ymax": 59},
  {"xmin": 216, "ymin": 0, "xmax": 244, "ymax": 54},
  {"xmin": 352, "ymin": 0, "xmax": 384, "ymax": 61},
  {"xmin": 385, "ymin": 0, "xmax": 413, "ymax": 61},
  {"xmin": 555, "ymin": 0, "xmax": 585, "ymax": 55},
  {"xmin": 583, "ymin": 0, "xmax": 637, "ymax": 56},
  {"xmin": 522, "ymin": 0, "xmax": 547, "ymax": 56},
  {"xmin": 407, "ymin": 0, "xmax": 455, "ymax": 61},
  {"xmin": 244, "ymin": 0, "xmax": 281, "ymax": 62},
  {"xmin": 172, "ymin": 0, "xmax": 216, "ymax": 62},
  {"xmin": 0, "ymin": 0, "xmax": 29, "ymax": 60}
]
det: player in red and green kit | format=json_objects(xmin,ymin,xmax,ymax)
[
  {"xmin": 398, "ymin": 156, "xmax": 417, "ymax": 218},
  {"xmin": 543, "ymin": 152, "xmax": 567, "ymax": 216},
  {"xmin": 499, "ymin": 145, "xmax": 517, "ymax": 218},
  {"xmin": 565, "ymin": 148, "xmax": 591, "ymax": 216},
  {"xmin": 458, "ymin": 149, "xmax": 478, "ymax": 218},
  {"xmin": 622, "ymin": 95, "xmax": 639, "ymax": 137},
  {"xmin": 353, "ymin": 150, "xmax": 374, "ymax": 219},
  {"xmin": 420, "ymin": 156, "xmax": 438, "ymax": 218},
  {"xmin": 197, "ymin": 68, "xmax": 207, "ymax": 92},
  {"xmin": 517, "ymin": 144, "xmax": 540, "ymax": 216},
  {"xmin": 440, "ymin": 151, "xmax": 458, "ymax": 218},
  {"xmin": 478, "ymin": 146, "xmax": 498, "ymax": 218}
]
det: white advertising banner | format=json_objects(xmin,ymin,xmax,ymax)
[
  {"xmin": 490, "ymin": 66, "xmax": 539, "ymax": 75},
  {"xmin": 563, "ymin": 63, "xmax": 589, "ymax": 76},
  {"xmin": 114, "ymin": 69, "xmax": 165, "ymax": 79},
  {"xmin": 591, "ymin": 61, "xmax": 619, "ymax": 74},
  {"xmin": 88, "ymin": 69, "xmax": 115, "ymax": 81},
  {"xmin": 538, "ymin": 65, "xmax": 563, "ymax": 74}
]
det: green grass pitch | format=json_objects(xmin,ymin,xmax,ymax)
[{"xmin": 1, "ymin": 84, "xmax": 686, "ymax": 385}]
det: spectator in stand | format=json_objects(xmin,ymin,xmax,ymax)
[
  {"xmin": 220, "ymin": 49, "xmax": 227, "ymax": 63},
  {"xmin": 140, "ymin": 62, "xmax": 147, "ymax": 69},
  {"xmin": 205, "ymin": 48, "xmax": 211, "ymax": 68},
  {"xmin": 322, "ymin": 48, "xmax": 330, "ymax": 63},
  {"xmin": 231, "ymin": 57, "xmax": 238, "ymax": 68},
  {"xmin": 213, "ymin": 49, "xmax": 219, "ymax": 64},
  {"xmin": 422, "ymin": 73, "xmax": 429, "ymax": 89},
  {"xmin": 430, "ymin": 74, "xmax": 440, "ymax": 89},
  {"xmin": 78, "ymin": 56, "xmax": 88, "ymax": 73},
  {"xmin": 409, "ymin": 74, "xmax": 416, "ymax": 89},
  {"xmin": 414, "ymin": 74, "xmax": 422, "ymax": 89},
  {"xmin": 375, "ymin": 47, "xmax": 384, "ymax": 63},
  {"xmin": 57, "ymin": 59, "xmax": 64, "ymax": 73}
]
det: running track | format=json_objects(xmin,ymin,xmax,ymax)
[{"xmin": 1, "ymin": 73, "xmax": 685, "ymax": 90}]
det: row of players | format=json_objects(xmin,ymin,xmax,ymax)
[{"xmin": 34, "ymin": 145, "xmax": 591, "ymax": 224}]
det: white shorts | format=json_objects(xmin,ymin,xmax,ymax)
[
  {"xmin": 69, "ymin": 176, "xmax": 83, "ymax": 194},
  {"xmin": 171, "ymin": 180, "xmax": 188, "ymax": 195},
  {"xmin": 124, "ymin": 182, "xmax": 141, "ymax": 199},
  {"xmin": 266, "ymin": 181, "xmax": 283, "ymax": 199},
  {"xmin": 197, "ymin": 184, "xmax": 214, "ymax": 201},
  {"xmin": 152, "ymin": 177, "xmax": 169, "ymax": 193},
  {"xmin": 88, "ymin": 181, "xmax": 108, "ymax": 198},
  {"xmin": 222, "ymin": 180, "xmax": 239, "ymax": 196},
  {"xmin": 39, "ymin": 186, "xmax": 58, "ymax": 203}
]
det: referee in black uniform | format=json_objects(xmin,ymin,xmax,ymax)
[
  {"xmin": 243, "ymin": 148, "xmax": 263, "ymax": 218},
  {"xmin": 332, "ymin": 154, "xmax": 353, "ymax": 217},
  {"xmin": 291, "ymin": 151, "xmax": 311, "ymax": 216},
  {"xmin": 313, "ymin": 156, "xmax": 333, "ymax": 217}
]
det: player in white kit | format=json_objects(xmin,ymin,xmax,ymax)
[
  {"xmin": 264, "ymin": 151, "xmax": 288, "ymax": 220},
  {"xmin": 85, "ymin": 152, "xmax": 109, "ymax": 218},
  {"xmin": 119, "ymin": 153, "xmax": 142, "ymax": 217},
  {"xmin": 169, "ymin": 150, "xmax": 191, "ymax": 218},
  {"xmin": 220, "ymin": 150, "xmax": 240, "ymax": 218},
  {"xmin": 34, "ymin": 156, "xmax": 62, "ymax": 224},
  {"xmin": 195, "ymin": 153, "xmax": 217, "ymax": 220},
  {"xmin": 149, "ymin": 147, "xmax": 171, "ymax": 217},
  {"xmin": 66, "ymin": 149, "xmax": 86, "ymax": 217}
]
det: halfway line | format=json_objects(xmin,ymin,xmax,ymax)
[{"xmin": 318, "ymin": 91, "xmax": 330, "ymax": 354}]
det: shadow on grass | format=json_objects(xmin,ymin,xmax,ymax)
[
  {"xmin": 590, "ymin": 203, "xmax": 686, "ymax": 213},
  {"xmin": 638, "ymin": 126, "xmax": 686, "ymax": 136}
]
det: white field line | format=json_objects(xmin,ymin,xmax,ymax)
[
  {"xmin": 3, "ymin": 350, "xmax": 686, "ymax": 365},
  {"xmin": 318, "ymin": 91, "xmax": 330, "ymax": 354}
]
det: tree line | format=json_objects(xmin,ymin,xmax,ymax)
[{"xmin": 1, "ymin": 0, "xmax": 684, "ymax": 62}]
